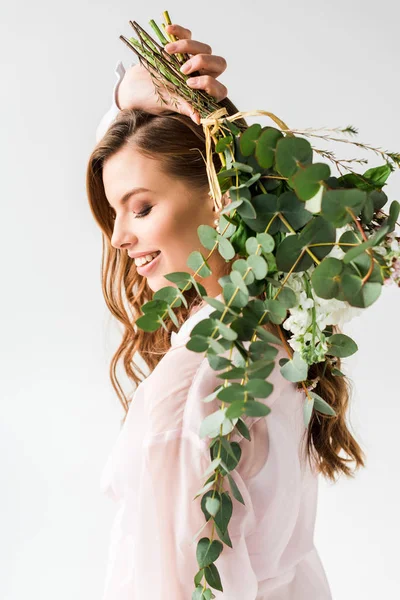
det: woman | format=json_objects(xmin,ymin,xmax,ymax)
[{"xmin": 87, "ymin": 23, "xmax": 364, "ymax": 599}]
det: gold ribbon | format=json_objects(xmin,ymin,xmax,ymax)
[{"xmin": 200, "ymin": 108, "xmax": 292, "ymax": 213}]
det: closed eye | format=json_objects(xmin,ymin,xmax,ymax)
[{"xmin": 110, "ymin": 205, "xmax": 153, "ymax": 221}]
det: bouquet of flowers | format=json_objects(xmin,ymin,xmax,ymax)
[{"xmin": 119, "ymin": 11, "xmax": 400, "ymax": 599}]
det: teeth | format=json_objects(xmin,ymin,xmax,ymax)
[{"xmin": 134, "ymin": 251, "xmax": 159, "ymax": 266}]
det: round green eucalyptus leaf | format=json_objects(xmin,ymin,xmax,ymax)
[
  {"xmin": 341, "ymin": 267, "xmax": 382, "ymax": 308},
  {"xmin": 311, "ymin": 257, "xmax": 344, "ymax": 299},
  {"xmin": 217, "ymin": 383, "xmax": 246, "ymax": 403},
  {"xmin": 198, "ymin": 224, "xmax": 218, "ymax": 250},
  {"xmin": 245, "ymin": 236, "xmax": 259, "ymax": 255},
  {"xmin": 275, "ymin": 136, "xmax": 313, "ymax": 178},
  {"xmin": 255, "ymin": 127, "xmax": 283, "ymax": 169},
  {"xmin": 218, "ymin": 236, "xmax": 236, "ymax": 260},
  {"xmin": 280, "ymin": 351, "xmax": 309, "ymax": 382},
  {"xmin": 326, "ymin": 333, "xmax": 358, "ymax": 358},
  {"xmin": 276, "ymin": 286, "xmax": 297, "ymax": 308},
  {"xmin": 230, "ymin": 269, "xmax": 248, "ymax": 294},
  {"xmin": 187, "ymin": 250, "xmax": 212, "ymax": 278},
  {"xmin": 232, "ymin": 258, "xmax": 255, "ymax": 284},
  {"xmin": 288, "ymin": 162, "xmax": 331, "ymax": 201},
  {"xmin": 256, "ymin": 232, "xmax": 275, "ymax": 253},
  {"xmin": 239, "ymin": 123, "xmax": 262, "ymax": 156},
  {"xmin": 218, "ymin": 213, "xmax": 237, "ymax": 238},
  {"xmin": 229, "ymin": 185, "xmax": 251, "ymax": 204},
  {"xmin": 236, "ymin": 197, "xmax": 257, "ymax": 219},
  {"xmin": 321, "ymin": 189, "xmax": 367, "ymax": 227},
  {"xmin": 247, "ymin": 254, "xmax": 268, "ymax": 279},
  {"xmin": 338, "ymin": 229, "xmax": 360, "ymax": 255},
  {"xmin": 297, "ymin": 215, "xmax": 337, "ymax": 261},
  {"xmin": 230, "ymin": 222, "xmax": 250, "ymax": 256},
  {"xmin": 223, "ymin": 282, "xmax": 249, "ymax": 307},
  {"xmin": 278, "ymin": 191, "xmax": 314, "ymax": 232},
  {"xmin": 275, "ymin": 233, "xmax": 313, "ymax": 273},
  {"xmin": 263, "ymin": 299, "xmax": 287, "ymax": 323}
]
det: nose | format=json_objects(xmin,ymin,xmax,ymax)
[{"xmin": 110, "ymin": 222, "xmax": 138, "ymax": 251}]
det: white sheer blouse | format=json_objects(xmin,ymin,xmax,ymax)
[{"xmin": 98, "ymin": 284, "xmax": 332, "ymax": 598}]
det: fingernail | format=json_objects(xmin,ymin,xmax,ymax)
[
  {"xmin": 180, "ymin": 61, "xmax": 191, "ymax": 74},
  {"xmin": 187, "ymin": 78, "xmax": 198, "ymax": 86},
  {"xmin": 165, "ymin": 43, "xmax": 176, "ymax": 52}
]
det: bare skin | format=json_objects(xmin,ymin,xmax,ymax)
[{"xmin": 104, "ymin": 23, "xmax": 231, "ymax": 298}]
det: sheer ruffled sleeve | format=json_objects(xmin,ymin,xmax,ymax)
[
  {"xmin": 123, "ymin": 353, "xmax": 267, "ymax": 600},
  {"xmin": 95, "ymin": 60, "xmax": 126, "ymax": 143}
]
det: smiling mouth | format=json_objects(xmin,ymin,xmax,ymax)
[{"xmin": 135, "ymin": 250, "xmax": 161, "ymax": 270}]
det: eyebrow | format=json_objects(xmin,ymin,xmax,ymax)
[{"xmin": 111, "ymin": 187, "xmax": 152, "ymax": 208}]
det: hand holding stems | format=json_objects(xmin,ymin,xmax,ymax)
[{"xmin": 117, "ymin": 23, "xmax": 228, "ymax": 124}]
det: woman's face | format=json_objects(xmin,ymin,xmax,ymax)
[{"xmin": 103, "ymin": 143, "xmax": 229, "ymax": 296}]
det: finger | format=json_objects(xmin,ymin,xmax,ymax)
[
  {"xmin": 173, "ymin": 97, "xmax": 201, "ymax": 125},
  {"xmin": 186, "ymin": 76, "xmax": 228, "ymax": 102},
  {"xmin": 180, "ymin": 54, "xmax": 227, "ymax": 77},
  {"xmin": 165, "ymin": 39, "xmax": 212, "ymax": 56},
  {"xmin": 164, "ymin": 23, "xmax": 192, "ymax": 40}
]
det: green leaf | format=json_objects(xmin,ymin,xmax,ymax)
[
  {"xmin": 245, "ymin": 236, "xmax": 259, "ymax": 255},
  {"xmin": 230, "ymin": 269, "xmax": 248, "ymax": 294},
  {"xmin": 303, "ymin": 395, "xmax": 315, "ymax": 427},
  {"xmin": 187, "ymin": 251, "xmax": 212, "ymax": 278},
  {"xmin": 198, "ymin": 224, "xmax": 218, "ymax": 250},
  {"xmin": 135, "ymin": 314, "xmax": 160, "ymax": 332},
  {"xmin": 321, "ymin": 189, "xmax": 367, "ymax": 227},
  {"xmin": 199, "ymin": 409, "xmax": 226, "ymax": 439},
  {"xmin": 218, "ymin": 236, "xmax": 236, "ymax": 260},
  {"xmin": 235, "ymin": 417, "xmax": 251, "ymax": 441},
  {"xmin": 215, "ymin": 135, "xmax": 233, "ymax": 153},
  {"xmin": 244, "ymin": 401, "xmax": 271, "ymax": 417},
  {"xmin": 311, "ymin": 257, "xmax": 344, "ymax": 299},
  {"xmin": 227, "ymin": 473, "xmax": 245, "ymax": 504},
  {"xmin": 245, "ymin": 378, "xmax": 273, "ymax": 398},
  {"xmin": 256, "ymin": 232, "xmax": 275, "ymax": 253},
  {"xmin": 204, "ymin": 563, "xmax": 223, "ymax": 592},
  {"xmin": 205, "ymin": 496, "xmax": 221, "ymax": 517},
  {"xmin": 255, "ymin": 127, "xmax": 283, "ymax": 169},
  {"xmin": 217, "ymin": 383, "xmax": 246, "ymax": 403},
  {"xmin": 289, "ymin": 162, "xmax": 331, "ymax": 201},
  {"xmin": 217, "ymin": 320, "xmax": 238, "ymax": 341},
  {"xmin": 196, "ymin": 537, "xmax": 223, "ymax": 569},
  {"xmin": 309, "ymin": 391, "xmax": 337, "ymax": 416},
  {"xmin": 186, "ymin": 335, "xmax": 210, "ymax": 353},
  {"xmin": 213, "ymin": 491, "xmax": 233, "ymax": 535},
  {"xmin": 247, "ymin": 254, "xmax": 268, "ymax": 279},
  {"xmin": 223, "ymin": 283, "xmax": 249, "ymax": 307},
  {"xmin": 275, "ymin": 136, "xmax": 313, "ymax": 178},
  {"xmin": 276, "ymin": 286, "xmax": 297, "ymax": 308},
  {"xmin": 326, "ymin": 333, "xmax": 358, "ymax": 358},
  {"xmin": 239, "ymin": 123, "xmax": 262, "ymax": 156},
  {"xmin": 280, "ymin": 351, "xmax": 309, "ymax": 382}
]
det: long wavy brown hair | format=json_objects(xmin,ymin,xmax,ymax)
[{"xmin": 86, "ymin": 96, "xmax": 365, "ymax": 482}]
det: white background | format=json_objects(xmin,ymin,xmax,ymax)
[{"xmin": 1, "ymin": 0, "xmax": 399, "ymax": 598}]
